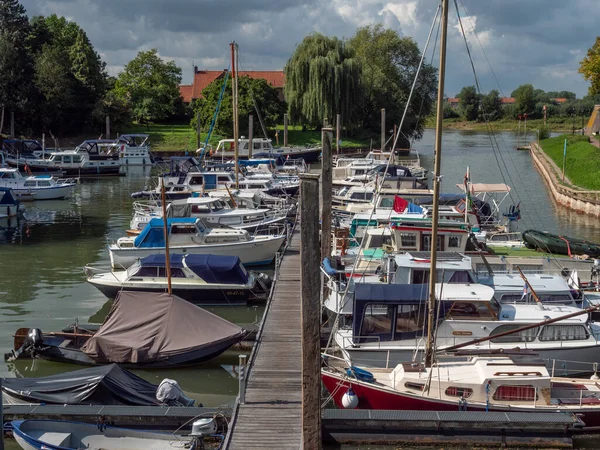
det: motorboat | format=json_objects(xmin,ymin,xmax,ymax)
[
  {"xmin": 331, "ymin": 282, "xmax": 600, "ymax": 373},
  {"xmin": 0, "ymin": 187, "xmax": 23, "ymax": 217},
  {"xmin": 12, "ymin": 420, "xmax": 198, "ymax": 450},
  {"xmin": 1, "ymin": 139, "xmax": 57, "ymax": 170},
  {"xmin": 523, "ymin": 229, "xmax": 600, "ymax": 258},
  {"xmin": 86, "ymin": 253, "xmax": 271, "ymax": 305},
  {"xmin": 109, "ymin": 218, "xmax": 286, "ymax": 269},
  {"xmin": 16, "ymin": 140, "xmax": 124, "ymax": 177},
  {"xmin": 115, "ymin": 134, "xmax": 153, "ymax": 165},
  {"xmin": 207, "ymin": 189, "xmax": 296, "ymax": 217},
  {"xmin": 333, "ymin": 164, "xmax": 428, "ymax": 190},
  {"xmin": 0, "ymin": 168, "xmax": 76, "ymax": 200},
  {"xmin": 204, "ymin": 137, "xmax": 321, "ymax": 163},
  {"xmin": 2, "ymin": 364, "xmax": 162, "ymax": 406},
  {"xmin": 485, "ymin": 231, "xmax": 525, "ymax": 249},
  {"xmin": 321, "ymin": 351, "xmax": 600, "ymax": 426},
  {"xmin": 128, "ymin": 196, "xmax": 288, "ymax": 234},
  {"xmin": 6, "ymin": 291, "xmax": 246, "ymax": 368}
]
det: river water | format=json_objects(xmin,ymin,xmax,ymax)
[{"xmin": 0, "ymin": 129, "xmax": 598, "ymax": 411}]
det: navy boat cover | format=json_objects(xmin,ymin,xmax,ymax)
[
  {"xmin": 139, "ymin": 254, "xmax": 249, "ymax": 285},
  {"xmin": 134, "ymin": 218, "xmax": 197, "ymax": 248},
  {"xmin": 1, "ymin": 364, "xmax": 159, "ymax": 406}
]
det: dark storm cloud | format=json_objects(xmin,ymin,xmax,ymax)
[{"xmin": 19, "ymin": 0, "xmax": 596, "ymax": 95}]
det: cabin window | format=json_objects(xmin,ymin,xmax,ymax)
[
  {"xmin": 171, "ymin": 225, "xmax": 196, "ymax": 234},
  {"xmin": 379, "ymin": 197, "xmax": 394, "ymax": 208},
  {"xmin": 354, "ymin": 169, "xmax": 365, "ymax": 175},
  {"xmin": 448, "ymin": 236, "xmax": 462, "ymax": 248},
  {"xmin": 38, "ymin": 181, "xmax": 51, "ymax": 187},
  {"xmin": 253, "ymin": 142, "xmax": 262, "ymax": 150},
  {"xmin": 63, "ymin": 156, "xmax": 72, "ymax": 164},
  {"xmin": 205, "ymin": 236, "xmax": 240, "ymax": 243},
  {"xmin": 189, "ymin": 176, "xmax": 204, "ymax": 186},
  {"xmin": 134, "ymin": 266, "xmax": 158, "ymax": 277},
  {"xmin": 499, "ymin": 294, "xmax": 525, "ymax": 303},
  {"xmin": 422, "ymin": 235, "xmax": 444, "ymax": 251},
  {"xmin": 217, "ymin": 176, "xmax": 231, "ymax": 184},
  {"xmin": 24, "ymin": 181, "xmax": 36, "ymax": 187},
  {"xmin": 360, "ymin": 304, "xmax": 394, "ymax": 341},
  {"xmin": 447, "ymin": 302, "xmax": 479, "ymax": 317},
  {"xmin": 157, "ymin": 267, "xmax": 186, "ymax": 278},
  {"xmin": 398, "ymin": 232, "xmax": 417, "ymax": 248},
  {"xmin": 539, "ymin": 325, "xmax": 589, "ymax": 341},
  {"xmin": 493, "ymin": 385, "xmax": 536, "ymax": 401},
  {"xmin": 404, "ymin": 382, "xmax": 425, "ymax": 391},
  {"xmin": 537, "ymin": 294, "xmax": 574, "ymax": 304},
  {"xmin": 412, "ymin": 269, "xmax": 429, "ymax": 284},
  {"xmin": 367, "ymin": 234, "xmax": 392, "ymax": 249},
  {"xmin": 448, "ymin": 271, "xmax": 474, "ymax": 283},
  {"xmin": 191, "ymin": 205, "xmax": 211, "ymax": 214},
  {"xmin": 491, "ymin": 234, "xmax": 509, "ymax": 242},
  {"xmin": 445, "ymin": 387, "xmax": 473, "ymax": 398},
  {"xmin": 395, "ymin": 304, "xmax": 424, "ymax": 336},
  {"xmin": 489, "ymin": 324, "xmax": 539, "ymax": 343},
  {"xmin": 73, "ymin": 155, "xmax": 82, "ymax": 163}
]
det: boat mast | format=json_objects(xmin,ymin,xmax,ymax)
[
  {"xmin": 231, "ymin": 41, "xmax": 240, "ymax": 189},
  {"xmin": 425, "ymin": 0, "xmax": 449, "ymax": 367},
  {"xmin": 160, "ymin": 178, "xmax": 172, "ymax": 294}
]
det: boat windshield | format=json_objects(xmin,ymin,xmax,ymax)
[{"xmin": 126, "ymin": 260, "xmax": 142, "ymax": 278}]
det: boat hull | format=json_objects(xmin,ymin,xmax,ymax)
[
  {"xmin": 321, "ymin": 370, "xmax": 600, "ymax": 427},
  {"xmin": 9, "ymin": 184, "xmax": 75, "ymax": 200},
  {"xmin": 523, "ymin": 229, "xmax": 600, "ymax": 258},
  {"xmin": 108, "ymin": 235, "xmax": 285, "ymax": 269}
]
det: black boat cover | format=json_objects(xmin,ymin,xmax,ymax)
[{"xmin": 1, "ymin": 364, "xmax": 159, "ymax": 406}]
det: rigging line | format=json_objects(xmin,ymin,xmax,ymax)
[
  {"xmin": 323, "ymin": 3, "xmax": 442, "ymax": 353},
  {"xmin": 453, "ymin": 3, "xmax": 563, "ymax": 263}
]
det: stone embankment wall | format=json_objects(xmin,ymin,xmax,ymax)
[{"xmin": 530, "ymin": 142, "xmax": 600, "ymax": 217}]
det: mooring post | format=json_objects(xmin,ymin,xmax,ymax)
[
  {"xmin": 380, "ymin": 108, "xmax": 385, "ymax": 151},
  {"xmin": 283, "ymin": 113, "xmax": 288, "ymax": 147},
  {"xmin": 238, "ymin": 354, "xmax": 247, "ymax": 405},
  {"xmin": 248, "ymin": 114, "xmax": 254, "ymax": 159},
  {"xmin": 300, "ymin": 173, "xmax": 322, "ymax": 450},
  {"xmin": 0, "ymin": 377, "xmax": 4, "ymax": 450},
  {"xmin": 336, "ymin": 114, "xmax": 341, "ymax": 154},
  {"xmin": 321, "ymin": 128, "xmax": 333, "ymax": 262},
  {"xmin": 10, "ymin": 111, "xmax": 14, "ymax": 139}
]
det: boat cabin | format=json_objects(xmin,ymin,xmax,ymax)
[
  {"xmin": 390, "ymin": 251, "xmax": 476, "ymax": 285},
  {"xmin": 390, "ymin": 220, "xmax": 469, "ymax": 253},
  {"xmin": 117, "ymin": 134, "xmax": 149, "ymax": 148},
  {"xmin": 213, "ymin": 138, "xmax": 274, "ymax": 156},
  {"xmin": 478, "ymin": 273, "xmax": 578, "ymax": 306}
]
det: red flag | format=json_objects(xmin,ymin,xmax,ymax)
[{"xmin": 393, "ymin": 195, "xmax": 408, "ymax": 213}]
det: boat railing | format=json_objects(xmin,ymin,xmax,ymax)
[{"xmin": 83, "ymin": 263, "xmax": 123, "ymax": 283}]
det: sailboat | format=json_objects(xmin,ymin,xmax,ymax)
[{"xmin": 321, "ymin": 0, "xmax": 600, "ymax": 426}]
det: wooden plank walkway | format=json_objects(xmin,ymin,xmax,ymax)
[{"xmin": 225, "ymin": 226, "xmax": 302, "ymax": 449}]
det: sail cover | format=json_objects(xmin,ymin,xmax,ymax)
[
  {"xmin": 1, "ymin": 364, "xmax": 159, "ymax": 406},
  {"xmin": 81, "ymin": 292, "xmax": 245, "ymax": 363}
]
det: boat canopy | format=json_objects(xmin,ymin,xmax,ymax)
[
  {"xmin": 0, "ymin": 187, "xmax": 18, "ymax": 205},
  {"xmin": 1, "ymin": 364, "xmax": 159, "ymax": 406},
  {"xmin": 133, "ymin": 218, "xmax": 198, "ymax": 248},
  {"xmin": 139, "ymin": 254, "xmax": 249, "ymax": 284},
  {"xmin": 81, "ymin": 292, "xmax": 245, "ymax": 363},
  {"xmin": 457, "ymin": 183, "xmax": 510, "ymax": 193}
]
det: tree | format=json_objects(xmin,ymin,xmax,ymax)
[
  {"xmin": 114, "ymin": 49, "xmax": 182, "ymax": 123},
  {"xmin": 480, "ymin": 89, "xmax": 502, "ymax": 121},
  {"xmin": 191, "ymin": 75, "xmax": 284, "ymax": 139},
  {"xmin": 348, "ymin": 24, "xmax": 437, "ymax": 144},
  {"xmin": 511, "ymin": 84, "xmax": 536, "ymax": 116},
  {"xmin": 456, "ymin": 86, "xmax": 480, "ymax": 121},
  {"xmin": 579, "ymin": 37, "xmax": 600, "ymax": 96},
  {"xmin": 285, "ymin": 33, "xmax": 362, "ymax": 129}
]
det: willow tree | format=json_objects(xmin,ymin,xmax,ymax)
[{"xmin": 285, "ymin": 33, "xmax": 362, "ymax": 129}]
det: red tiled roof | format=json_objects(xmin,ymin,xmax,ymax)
[
  {"xmin": 179, "ymin": 85, "xmax": 193, "ymax": 103},
  {"xmin": 180, "ymin": 69, "xmax": 285, "ymax": 103},
  {"xmin": 446, "ymin": 97, "xmax": 459, "ymax": 103},
  {"xmin": 500, "ymin": 97, "xmax": 515, "ymax": 104},
  {"xmin": 552, "ymin": 97, "xmax": 568, "ymax": 104}
]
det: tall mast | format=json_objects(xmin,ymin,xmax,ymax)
[
  {"xmin": 160, "ymin": 178, "xmax": 172, "ymax": 295},
  {"xmin": 424, "ymin": 0, "xmax": 449, "ymax": 367},
  {"xmin": 231, "ymin": 41, "xmax": 240, "ymax": 189}
]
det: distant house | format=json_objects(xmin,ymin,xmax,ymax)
[
  {"xmin": 446, "ymin": 97, "xmax": 460, "ymax": 109},
  {"xmin": 550, "ymin": 98, "xmax": 569, "ymax": 104},
  {"xmin": 500, "ymin": 97, "xmax": 515, "ymax": 106},
  {"xmin": 179, "ymin": 67, "xmax": 285, "ymax": 104}
]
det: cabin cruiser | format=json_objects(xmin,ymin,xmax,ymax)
[
  {"xmin": 207, "ymin": 190, "xmax": 296, "ymax": 216},
  {"xmin": 86, "ymin": 254, "xmax": 271, "ymax": 305},
  {"xmin": 0, "ymin": 168, "xmax": 76, "ymax": 200},
  {"xmin": 204, "ymin": 137, "xmax": 321, "ymax": 163},
  {"xmin": 332, "ymin": 282, "xmax": 600, "ymax": 373},
  {"xmin": 115, "ymin": 134, "xmax": 153, "ymax": 166},
  {"xmin": 1, "ymin": 139, "xmax": 56, "ymax": 170},
  {"xmin": 333, "ymin": 165, "xmax": 428, "ymax": 190},
  {"xmin": 333, "ymin": 150, "xmax": 427, "ymax": 181},
  {"xmin": 108, "ymin": 218, "xmax": 286, "ymax": 269},
  {"xmin": 17, "ymin": 140, "xmax": 124, "ymax": 176},
  {"xmin": 485, "ymin": 231, "xmax": 525, "ymax": 249},
  {"xmin": 128, "ymin": 196, "xmax": 288, "ymax": 234}
]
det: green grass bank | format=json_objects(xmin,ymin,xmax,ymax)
[
  {"xmin": 425, "ymin": 117, "xmax": 577, "ymax": 132},
  {"xmin": 539, "ymin": 135, "xmax": 600, "ymax": 190}
]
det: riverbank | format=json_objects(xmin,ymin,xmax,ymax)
[{"xmin": 424, "ymin": 116, "xmax": 576, "ymax": 132}]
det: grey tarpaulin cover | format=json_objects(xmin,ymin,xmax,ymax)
[
  {"xmin": 1, "ymin": 364, "xmax": 159, "ymax": 405},
  {"xmin": 81, "ymin": 291, "xmax": 244, "ymax": 363}
]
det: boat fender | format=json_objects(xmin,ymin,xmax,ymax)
[
  {"xmin": 341, "ymin": 388, "xmax": 359, "ymax": 409},
  {"xmin": 322, "ymin": 258, "xmax": 337, "ymax": 276}
]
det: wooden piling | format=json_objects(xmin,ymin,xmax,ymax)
[
  {"xmin": 10, "ymin": 111, "xmax": 14, "ymax": 139},
  {"xmin": 248, "ymin": 115, "xmax": 253, "ymax": 159},
  {"xmin": 321, "ymin": 128, "xmax": 333, "ymax": 261},
  {"xmin": 283, "ymin": 113, "xmax": 289, "ymax": 147},
  {"xmin": 380, "ymin": 108, "xmax": 386, "ymax": 151},
  {"xmin": 300, "ymin": 173, "xmax": 322, "ymax": 450},
  {"xmin": 336, "ymin": 114, "xmax": 341, "ymax": 154}
]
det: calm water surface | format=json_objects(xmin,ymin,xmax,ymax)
[{"xmin": 0, "ymin": 129, "xmax": 598, "ymax": 412}]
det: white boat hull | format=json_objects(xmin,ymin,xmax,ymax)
[
  {"xmin": 10, "ymin": 184, "xmax": 75, "ymax": 200},
  {"xmin": 120, "ymin": 153, "xmax": 152, "ymax": 166},
  {"xmin": 109, "ymin": 235, "xmax": 285, "ymax": 269}
]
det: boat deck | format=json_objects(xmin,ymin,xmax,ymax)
[{"xmin": 224, "ymin": 225, "xmax": 302, "ymax": 449}]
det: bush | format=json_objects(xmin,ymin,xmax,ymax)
[{"xmin": 538, "ymin": 127, "xmax": 550, "ymax": 140}]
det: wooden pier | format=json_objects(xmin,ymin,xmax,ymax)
[{"xmin": 224, "ymin": 225, "xmax": 303, "ymax": 449}]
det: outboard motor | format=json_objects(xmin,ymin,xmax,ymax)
[
  {"xmin": 4, "ymin": 328, "xmax": 44, "ymax": 361},
  {"xmin": 156, "ymin": 378, "xmax": 197, "ymax": 407}
]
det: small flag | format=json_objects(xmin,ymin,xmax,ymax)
[
  {"xmin": 393, "ymin": 195, "xmax": 409, "ymax": 213},
  {"xmin": 521, "ymin": 282, "xmax": 530, "ymax": 300},
  {"xmin": 567, "ymin": 270, "xmax": 580, "ymax": 290}
]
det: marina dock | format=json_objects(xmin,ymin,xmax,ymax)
[{"xmin": 224, "ymin": 225, "xmax": 303, "ymax": 449}]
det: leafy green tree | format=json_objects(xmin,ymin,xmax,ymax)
[
  {"xmin": 285, "ymin": 33, "xmax": 362, "ymax": 129},
  {"xmin": 456, "ymin": 86, "xmax": 480, "ymax": 121},
  {"xmin": 114, "ymin": 49, "xmax": 182, "ymax": 123},
  {"xmin": 511, "ymin": 84, "xmax": 536, "ymax": 116},
  {"xmin": 348, "ymin": 24, "xmax": 437, "ymax": 145},
  {"xmin": 191, "ymin": 75, "xmax": 284, "ymax": 139},
  {"xmin": 579, "ymin": 38, "xmax": 600, "ymax": 96},
  {"xmin": 480, "ymin": 89, "xmax": 502, "ymax": 121}
]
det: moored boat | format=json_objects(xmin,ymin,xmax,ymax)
[
  {"xmin": 523, "ymin": 229, "xmax": 600, "ymax": 258},
  {"xmin": 0, "ymin": 168, "xmax": 76, "ymax": 200}
]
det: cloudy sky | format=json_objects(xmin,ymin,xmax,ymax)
[{"xmin": 21, "ymin": 0, "xmax": 597, "ymax": 97}]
